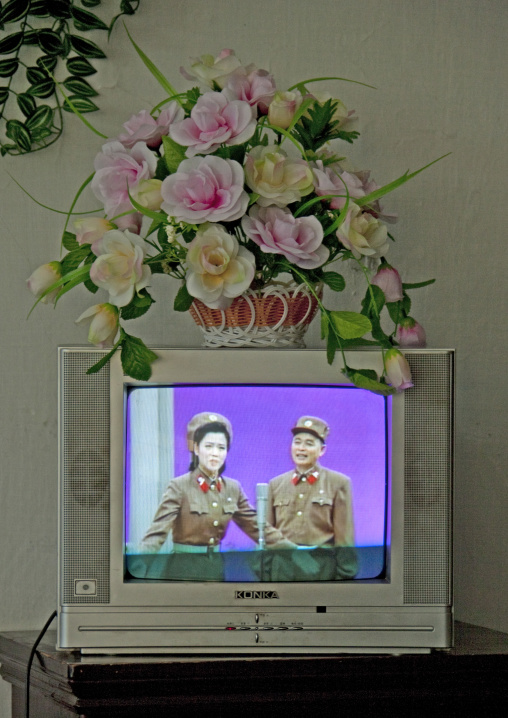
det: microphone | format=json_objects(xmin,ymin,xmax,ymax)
[{"xmin": 256, "ymin": 483, "xmax": 269, "ymax": 550}]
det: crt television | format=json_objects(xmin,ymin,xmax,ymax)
[{"xmin": 57, "ymin": 347, "xmax": 454, "ymax": 654}]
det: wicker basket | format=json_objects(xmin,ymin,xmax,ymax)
[{"xmin": 189, "ymin": 280, "xmax": 322, "ymax": 348}]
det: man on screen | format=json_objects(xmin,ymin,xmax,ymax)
[{"xmin": 267, "ymin": 416, "xmax": 357, "ymax": 580}]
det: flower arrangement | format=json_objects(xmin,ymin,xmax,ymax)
[{"xmin": 27, "ymin": 34, "xmax": 447, "ymax": 394}]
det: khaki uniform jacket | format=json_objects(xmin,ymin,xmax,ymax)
[
  {"xmin": 267, "ymin": 464, "xmax": 355, "ymax": 547},
  {"xmin": 139, "ymin": 469, "xmax": 290, "ymax": 552}
]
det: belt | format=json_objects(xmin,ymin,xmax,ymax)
[{"xmin": 173, "ymin": 543, "xmax": 220, "ymax": 554}]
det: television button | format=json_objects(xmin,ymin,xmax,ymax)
[{"xmin": 74, "ymin": 579, "xmax": 97, "ymax": 596}]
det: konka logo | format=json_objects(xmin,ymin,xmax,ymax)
[{"xmin": 235, "ymin": 590, "xmax": 280, "ymax": 599}]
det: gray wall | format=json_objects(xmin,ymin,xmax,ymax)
[{"xmin": 1, "ymin": 0, "xmax": 507, "ymax": 712}]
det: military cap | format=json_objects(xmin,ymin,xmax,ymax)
[
  {"xmin": 291, "ymin": 416, "xmax": 329, "ymax": 442},
  {"xmin": 186, "ymin": 412, "xmax": 233, "ymax": 450}
]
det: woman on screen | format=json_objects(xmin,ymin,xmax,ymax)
[{"xmin": 137, "ymin": 412, "xmax": 292, "ymax": 579}]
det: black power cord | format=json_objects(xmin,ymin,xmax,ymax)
[{"xmin": 25, "ymin": 610, "xmax": 57, "ymax": 718}]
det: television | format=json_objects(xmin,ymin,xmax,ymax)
[{"xmin": 57, "ymin": 347, "xmax": 454, "ymax": 654}]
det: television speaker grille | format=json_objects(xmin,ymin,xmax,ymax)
[
  {"xmin": 403, "ymin": 351, "xmax": 453, "ymax": 605},
  {"xmin": 60, "ymin": 350, "xmax": 110, "ymax": 605}
]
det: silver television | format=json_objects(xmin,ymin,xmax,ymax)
[{"xmin": 57, "ymin": 347, "xmax": 454, "ymax": 654}]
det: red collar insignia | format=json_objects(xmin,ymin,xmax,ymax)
[
  {"xmin": 291, "ymin": 471, "xmax": 319, "ymax": 486},
  {"xmin": 197, "ymin": 475, "xmax": 222, "ymax": 493}
]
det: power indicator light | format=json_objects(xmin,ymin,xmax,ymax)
[{"xmin": 225, "ymin": 626, "xmax": 236, "ymax": 630}]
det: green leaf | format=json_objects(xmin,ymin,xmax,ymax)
[
  {"xmin": 348, "ymin": 370, "xmax": 395, "ymax": 395},
  {"xmin": 121, "ymin": 334, "xmax": 158, "ymax": 381},
  {"xmin": 82, "ymin": 0, "xmax": 102, "ymax": 7},
  {"xmin": 63, "ymin": 76, "xmax": 98, "ymax": 97},
  {"xmin": 29, "ymin": 1, "xmax": 51, "ymax": 18},
  {"xmin": 321, "ymin": 271, "xmax": 345, "ymax": 292},
  {"xmin": 22, "ymin": 30, "xmax": 40, "ymax": 46},
  {"xmin": 1, "ymin": 0, "xmax": 31, "ymax": 25},
  {"xmin": 402, "ymin": 278, "xmax": 436, "ymax": 290},
  {"xmin": 27, "ymin": 79, "xmax": 55, "ymax": 98},
  {"xmin": 36, "ymin": 55, "xmax": 58, "ymax": 73},
  {"xmin": 361, "ymin": 284, "xmax": 385, "ymax": 318},
  {"xmin": 62, "ymin": 232, "xmax": 79, "ymax": 251},
  {"xmin": 121, "ymin": 290, "xmax": 155, "ymax": 320},
  {"xmin": 71, "ymin": 7, "xmax": 109, "ymax": 32},
  {"xmin": 329, "ymin": 310, "xmax": 372, "ymax": 339},
  {"xmin": 161, "ymin": 134, "xmax": 186, "ymax": 174},
  {"xmin": 25, "ymin": 104, "xmax": 53, "ymax": 130},
  {"xmin": 69, "ymin": 35, "xmax": 107, "ymax": 59},
  {"xmin": 26, "ymin": 66, "xmax": 47, "ymax": 84},
  {"xmin": 5, "ymin": 119, "xmax": 32, "ymax": 152},
  {"xmin": 66, "ymin": 56, "xmax": 97, "ymax": 76},
  {"xmin": 17, "ymin": 93, "xmax": 37, "ymax": 117},
  {"xmin": 86, "ymin": 342, "xmax": 122, "ymax": 376},
  {"xmin": 37, "ymin": 30, "xmax": 64, "ymax": 56},
  {"xmin": 0, "ymin": 32, "xmax": 23, "ymax": 55},
  {"xmin": 124, "ymin": 25, "xmax": 183, "ymax": 106},
  {"xmin": 174, "ymin": 283, "xmax": 194, "ymax": 312},
  {"xmin": 61, "ymin": 244, "xmax": 93, "ymax": 274},
  {"xmin": 288, "ymin": 75, "xmax": 377, "ymax": 92},
  {"xmin": 0, "ymin": 58, "xmax": 18, "ymax": 77},
  {"xmin": 48, "ymin": 0, "xmax": 72, "ymax": 19},
  {"xmin": 62, "ymin": 95, "xmax": 99, "ymax": 113}
]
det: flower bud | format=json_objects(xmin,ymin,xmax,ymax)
[
  {"xmin": 396, "ymin": 317, "xmax": 427, "ymax": 348},
  {"xmin": 371, "ymin": 264, "xmax": 403, "ymax": 302},
  {"xmin": 268, "ymin": 90, "xmax": 302, "ymax": 129},
  {"xmin": 75, "ymin": 303, "xmax": 120, "ymax": 347},
  {"xmin": 131, "ymin": 179, "xmax": 163, "ymax": 211},
  {"xmin": 27, "ymin": 261, "xmax": 62, "ymax": 304},
  {"xmin": 384, "ymin": 348, "xmax": 413, "ymax": 391},
  {"xmin": 73, "ymin": 217, "xmax": 113, "ymax": 247}
]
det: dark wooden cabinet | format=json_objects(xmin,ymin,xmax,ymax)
[{"xmin": 1, "ymin": 622, "xmax": 507, "ymax": 717}]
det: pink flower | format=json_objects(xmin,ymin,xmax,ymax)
[
  {"xmin": 116, "ymin": 103, "xmax": 184, "ymax": 149},
  {"xmin": 268, "ymin": 90, "xmax": 302, "ymax": 129},
  {"xmin": 75, "ymin": 303, "xmax": 119, "ymax": 347},
  {"xmin": 27, "ymin": 261, "xmax": 62, "ymax": 304},
  {"xmin": 91, "ymin": 140, "xmax": 157, "ymax": 218},
  {"xmin": 336, "ymin": 203, "xmax": 389, "ymax": 258},
  {"xmin": 396, "ymin": 317, "xmax": 427, "ymax": 348},
  {"xmin": 223, "ymin": 65, "xmax": 276, "ymax": 113},
  {"xmin": 371, "ymin": 264, "xmax": 404, "ymax": 302},
  {"xmin": 241, "ymin": 205, "xmax": 329, "ymax": 269},
  {"xmin": 160, "ymin": 155, "xmax": 249, "ymax": 224},
  {"xmin": 384, "ymin": 348, "xmax": 413, "ymax": 391},
  {"xmin": 180, "ymin": 49, "xmax": 242, "ymax": 88},
  {"xmin": 73, "ymin": 217, "xmax": 113, "ymax": 247},
  {"xmin": 169, "ymin": 91, "xmax": 256, "ymax": 157},
  {"xmin": 114, "ymin": 212, "xmax": 143, "ymax": 235},
  {"xmin": 90, "ymin": 229, "xmax": 151, "ymax": 307},
  {"xmin": 312, "ymin": 160, "xmax": 366, "ymax": 210},
  {"xmin": 185, "ymin": 223, "xmax": 255, "ymax": 309}
]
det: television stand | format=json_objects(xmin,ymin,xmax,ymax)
[{"xmin": 1, "ymin": 621, "xmax": 507, "ymax": 717}]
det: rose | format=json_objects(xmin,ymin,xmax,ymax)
[
  {"xmin": 267, "ymin": 90, "xmax": 302, "ymax": 129},
  {"xmin": 91, "ymin": 140, "xmax": 157, "ymax": 218},
  {"xmin": 185, "ymin": 223, "xmax": 255, "ymax": 309},
  {"xmin": 89, "ymin": 229, "xmax": 151, "ymax": 307},
  {"xmin": 305, "ymin": 91, "xmax": 356, "ymax": 129},
  {"xmin": 75, "ymin": 303, "xmax": 119, "ymax": 347},
  {"xmin": 312, "ymin": 160, "xmax": 366, "ymax": 211},
  {"xmin": 130, "ymin": 179, "xmax": 163, "ymax": 211},
  {"xmin": 371, "ymin": 264, "xmax": 404, "ymax": 302},
  {"xmin": 160, "ymin": 155, "xmax": 249, "ymax": 224},
  {"xmin": 336, "ymin": 203, "xmax": 389, "ymax": 258},
  {"xmin": 169, "ymin": 92, "xmax": 256, "ymax": 157},
  {"xmin": 396, "ymin": 317, "xmax": 427, "ymax": 348},
  {"xmin": 244, "ymin": 145, "xmax": 314, "ymax": 208},
  {"xmin": 116, "ymin": 103, "xmax": 184, "ymax": 149},
  {"xmin": 26, "ymin": 261, "xmax": 62, "ymax": 303},
  {"xmin": 384, "ymin": 348, "xmax": 413, "ymax": 391},
  {"xmin": 241, "ymin": 205, "xmax": 329, "ymax": 269},
  {"xmin": 222, "ymin": 66, "xmax": 276, "ymax": 113},
  {"xmin": 180, "ymin": 49, "xmax": 242, "ymax": 88},
  {"xmin": 73, "ymin": 217, "xmax": 113, "ymax": 248}
]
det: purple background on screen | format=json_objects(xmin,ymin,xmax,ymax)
[{"xmin": 126, "ymin": 384, "xmax": 388, "ymax": 550}]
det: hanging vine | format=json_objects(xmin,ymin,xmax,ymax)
[{"xmin": 0, "ymin": 0, "xmax": 141, "ymax": 156}]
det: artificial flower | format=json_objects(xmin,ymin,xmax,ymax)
[
  {"xmin": 396, "ymin": 317, "xmax": 427, "ymax": 348},
  {"xmin": 160, "ymin": 155, "xmax": 249, "ymax": 224},
  {"xmin": 116, "ymin": 104, "xmax": 184, "ymax": 149},
  {"xmin": 169, "ymin": 91, "xmax": 256, "ymax": 157},
  {"xmin": 312, "ymin": 160, "xmax": 366, "ymax": 210},
  {"xmin": 384, "ymin": 348, "xmax": 413, "ymax": 391},
  {"xmin": 89, "ymin": 229, "xmax": 151, "ymax": 307},
  {"xmin": 75, "ymin": 303, "xmax": 119, "ymax": 347},
  {"xmin": 336, "ymin": 203, "xmax": 389, "ymax": 258},
  {"xmin": 241, "ymin": 205, "xmax": 329, "ymax": 269},
  {"xmin": 185, "ymin": 223, "xmax": 255, "ymax": 309},
  {"xmin": 180, "ymin": 49, "xmax": 242, "ymax": 88},
  {"xmin": 371, "ymin": 264, "xmax": 404, "ymax": 302},
  {"xmin": 222, "ymin": 65, "xmax": 276, "ymax": 113},
  {"xmin": 268, "ymin": 90, "xmax": 303, "ymax": 129},
  {"xmin": 26, "ymin": 261, "xmax": 62, "ymax": 303},
  {"xmin": 74, "ymin": 217, "xmax": 113, "ymax": 248},
  {"xmin": 130, "ymin": 179, "xmax": 164, "ymax": 211},
  {"xmin": 245, "ymin": 145, "xmax": 314, "ymax": 207}
]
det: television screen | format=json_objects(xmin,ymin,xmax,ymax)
[{"xmin": 125, "ymin": 383, "xmax": 388, "ymax": 583}]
